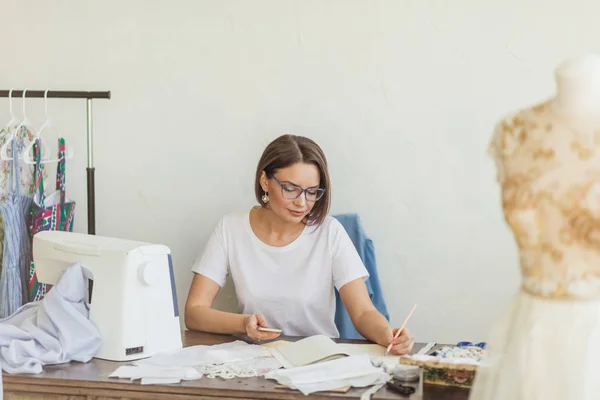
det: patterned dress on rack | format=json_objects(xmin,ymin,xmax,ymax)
[
  {"xmin": 0, "ymin": 139, "xmax": 32, "ymax": 317},
  {"xmin": 0, "ymin": 125, "xmax": 39, "ymax": 288},
  {"xmin": 28, "ymin": 138, "xmax": 75, "ymax": 302}
]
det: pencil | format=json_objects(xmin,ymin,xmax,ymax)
[{"xmin": 385, "ymin": 303, "xmax": 417, "ymax": 355}]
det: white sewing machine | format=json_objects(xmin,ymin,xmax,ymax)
[{"xmin": 32, "ymin": 230, "xmax": 183, "ymax": 362}]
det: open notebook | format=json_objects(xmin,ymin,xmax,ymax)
[{"xmin": 268, "ymin": 335, "xmax": 393, "ymax": 369}]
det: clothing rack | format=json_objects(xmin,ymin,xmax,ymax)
[{"xmin": 0, "ymin": 90, "xmax": 111, "ymax": 235}]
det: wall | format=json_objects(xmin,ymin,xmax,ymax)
[{"xmin": 0, "ymin": 0, "xmax": 597, "ymax": 343}]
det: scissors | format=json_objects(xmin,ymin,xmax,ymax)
[{"xmin": 386, "ymin": 379, "xmax": 417, "ymax": 397}]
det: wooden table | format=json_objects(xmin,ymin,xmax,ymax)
[{"xmin": 3, "ymin": 330, "xmax": 470, "ymax": 400}]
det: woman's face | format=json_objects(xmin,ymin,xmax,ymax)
[{"xmin": 261, "ymin": 162, "xmax": 321, "ymax": 224}]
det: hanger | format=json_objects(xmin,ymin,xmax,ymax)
[
  {"xmin": 0, "ymin": 90, "xmax": 21, "ymax": 146},
  {"xmin": 23, "ymin": 89, "xmax": 72, "ymax": 164},
  {"xmin": 3, "ymin": 89, "xmax": 20, "ymax": 132},
  {"xmin": 1, "ymin": 89, "xmax": 38, "ymax": 161}
]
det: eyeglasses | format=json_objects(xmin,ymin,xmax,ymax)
[{"xmin": 272, "ymin": 176, "xmax": 325, "ymax": 202}]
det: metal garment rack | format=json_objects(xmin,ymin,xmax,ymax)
[{"xmin": 0, "ymin": 90, "xmax": 111, "ymax": 235}]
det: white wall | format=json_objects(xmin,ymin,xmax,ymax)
[{"xmin": 1, "ymin": 0, "xmax": 597, "ymax": 343}]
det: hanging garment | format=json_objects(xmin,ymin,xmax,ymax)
[
  {"xmin": 0, "ymin": 261, "xmax": 101, "ymax": 374},
  {"xmin": 332, "ymin": 214, "xmax": 389, "ymax": 340},
  {"xmin": 0, "ymin": 126, "xmax": 39, "ymax": 299},
  {"xmin": 28, "ymin": 138, "xmax": 75, "ymax": 302},
  {"xmin": 0, "ymin": 140, "xmax": 32, "ymax": 318},
  {"xmin": 0, "ymin": 125, "xmax": 38, "ymax": 202}
]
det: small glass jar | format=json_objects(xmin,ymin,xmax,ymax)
[{"xmin": 393, "ymin": 364, "xmax": 421, "ymax": 383}]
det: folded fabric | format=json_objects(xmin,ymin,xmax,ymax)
[
  {"xmin": 109, "ymin": 339, "xmax": 279, "ymax": 384},
  {"xmin": 0, "ymin": 262, "xmax": 102, "ymax": 374},
  {"xmin": 264, "ymin": 355, "xmax": 390, "ymax": 395}
]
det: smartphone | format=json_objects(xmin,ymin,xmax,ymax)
[{"xmin": 257, "ymin": 327, "xmax": 282, "ymax": 333}]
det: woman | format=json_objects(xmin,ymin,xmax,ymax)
[{"xmin": 185, "ymin": 134, "xmax": 414, "ymax": 355}]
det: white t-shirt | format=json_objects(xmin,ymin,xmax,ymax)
[{"xmin": 191, "ymin": 209, "xmax": 369, "ymax": 338}]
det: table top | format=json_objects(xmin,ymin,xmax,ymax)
[{"xmin": 2, "ymin": 330, "xmax": 470, "ymax": 400}]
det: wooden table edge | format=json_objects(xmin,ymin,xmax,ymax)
[{"xmin": 3, "ymin": 374, "xmax": 358, "ymax": 400}]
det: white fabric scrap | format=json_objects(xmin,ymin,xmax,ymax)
[
  {"xmin": 199, "ymin": 356, "xmax": 282, "ymax": 379},
  {"xmin": 0, "ymin": 262, "xmax": 102, "ymax": 374},
  {"xmin": 110, "ymin": 340, "xmax": 277, "ymax": 384},
  {"xmin": 133, "ymin": 340, "xmax": 270, "ymax": 368},
  {"xmin": 109, "ymin": 364, "xmax": 202, "ymax": 385},
  {"xmin": 264, "ymin": 354, "xmax": 390, "ymax": 395}
]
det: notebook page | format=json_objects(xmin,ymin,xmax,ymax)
[
  {"xmin": 336, "ymin": 343, "xmax": 385, "ymax": 356},
  {"xmin": 271, "ymin": 335, "xmax": 347, "ymax": 368}
]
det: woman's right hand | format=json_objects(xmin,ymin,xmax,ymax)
[{"xmin": 243, "ymin": 314, "xmax": 281, "ymax": 341}]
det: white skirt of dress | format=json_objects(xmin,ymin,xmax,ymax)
[{"xmin": 469, "ymin": 289, "xmax": 600, "ymax": 400}]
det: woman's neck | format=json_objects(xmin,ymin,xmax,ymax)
[
  {"xmin": 252, "ymin": 207, "xmax": 304, "ymax": 244},
  {"xmin": 553, "ymin": 54, "xmax": 600, "ymax": 117}
]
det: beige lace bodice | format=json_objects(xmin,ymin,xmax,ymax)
[{"xmin": 490, "ymin": 100, "xmax": 600, "ymax": 300}]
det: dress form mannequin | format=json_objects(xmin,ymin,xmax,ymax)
[
  {"xmin": 553, "ymin": 54, "xmax": 600, "ymax": 116},
  {"xmin": 469, "ymin": 54, "xmax": 600, "ymax": 399}
]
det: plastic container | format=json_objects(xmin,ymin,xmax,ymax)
[{"xmin": 393, "ymin": 364, "xmax": 421, "ymax": 382}]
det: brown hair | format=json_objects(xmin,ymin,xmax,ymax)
[{"xmin": 255, "ymin": 134, "xmax": 331, "ymax": 226}]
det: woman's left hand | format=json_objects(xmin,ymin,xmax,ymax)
[{"xmin": 384, "ymin": 327, "xmax": 414, "ymax": 355}]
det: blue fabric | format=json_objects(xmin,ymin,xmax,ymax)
[{"xmin": 333, "ymin": 213, "xmax": 389, "ymax": 339}]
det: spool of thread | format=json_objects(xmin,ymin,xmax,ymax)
[{"xmin": 393, "ymin": 364, "xmax": 420, "ymax": 382}]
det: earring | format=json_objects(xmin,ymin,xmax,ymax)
[{"xmin": 261, "ymin": 192, "xmax": 270, "ymax": 203}]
